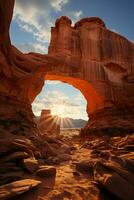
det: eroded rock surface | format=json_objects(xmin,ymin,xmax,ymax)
[
  {"xmin": 77, "ymin": 134, "xmax": 134, "ymax": 200},
  {"xmin": 0, "ymin": 179, "xmax": 41, "ymax": 200},
  {"xmin": 0, "ymin": 1, "xmax": 134, "ymax": 200},
  {"xmin": 36, "ymin": 166, "xmax": 56, "ymax": 179},
  {"xmin": 0, "ymin": 1, "xmax": 134, "ymax": 134}
]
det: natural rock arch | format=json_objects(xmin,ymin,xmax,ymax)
[
  {"xmin": 1, "ymin": 2, "xmax": 134, "ymax": 199},
  {"xmin": 0, "ymin": 0, "xmax": 134, "ymax": 135},
  {"xmin": 44, "ymin": 74, "xmax": 104, "ymax": 116}
]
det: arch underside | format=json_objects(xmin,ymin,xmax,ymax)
[{"xmin": 45, "ymin": 74, "xmax": 104, "ymax": 116}]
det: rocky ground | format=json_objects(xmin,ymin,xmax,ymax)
[{"xmin": 0, "ymin": 128, "xmax": 134, "ymax": 200}]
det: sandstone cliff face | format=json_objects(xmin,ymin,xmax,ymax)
[
  {"xmin": 0, "ymin": 1, "xmax": 134, "ymax": 199},
  {"xmin": 0, "ymin": 2, "xmax": 134, "ymax": 134},
  {"xmin": 48, "ymin": 16, "xmax": 134, "ymax": 110},
  {"xmin": 47, "ymin": 16, "xmax": 134, "ymax": 133}
]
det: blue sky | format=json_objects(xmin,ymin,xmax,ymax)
[
  {"xmin": 10, "ymin": 0, "xmax": 134, "ymax": 119},
  {"xmin": 32, "ymin": 81, "xmax": 88, "ymax": 119}
]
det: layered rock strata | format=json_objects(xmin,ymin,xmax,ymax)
[
  {"xmin": 0, "ymin": 1, "xmax": 134, "ymax": 198},
  {"xmin": 0, "ymin": 1, "xmax": 134, "ymax": 133}
]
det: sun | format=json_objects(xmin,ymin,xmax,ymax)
[
  {"xmin": 51, "ymin": 103, "xmax": 74, "ymax": 128},
  {"xmin": 52, "ymin": 104, "xmax": 67, "ymax": 118}
]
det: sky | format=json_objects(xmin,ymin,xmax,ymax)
[
  {"xmin": 32, "ymin": 81, "xmax": 88, "ymax": 120},
  {"xmin": 10, "ymin": 0, "xmax": 134, "ymax": 120}
]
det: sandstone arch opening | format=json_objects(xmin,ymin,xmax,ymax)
[
  {"xmin": 44, "ymin": 74, "xmax": 104, "ymax": 115},
  {"xmin": 32, "ymin": 78, "xmax": 90, "ymax": 134},
  {"xmin": 31, "ymin": 73, "xmax": 104, "ymax": 135}
]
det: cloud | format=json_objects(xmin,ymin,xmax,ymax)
[
  {"xmin": 46, "ymin": 81, "xmax": 61, "ymax": 85},
  {"xmin": 63, "ymin": 10, "xmax": 83, "ymax": 25},
  {"xmin": 12, "ymin": 0, "xmax": 83, "ymax": 53},
  {"xmin": 13, "ymin": 0, "xmax": 70, "ymax": 44},
  {"xmin": 70, "ymin": 10, "xmax": 83, "ymax": 19},
  {"xmin": 16, "ymin": 42, "xmax": 47, "ymax": 53},
  {"xmin": 13, "ymin": 0, "xmax": 53, "ymax": 45},
  {"xmin": 51, "ymin": 0, "xmax": 69, "ymax": 11},
  {"xmin": 32, "ymin": 89, "xmax": 87, "ymax": 119}
]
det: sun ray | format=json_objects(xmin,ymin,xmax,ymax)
[{"xmin": 64, "ymin": 117, "xmax": 74, "ymax": 128}]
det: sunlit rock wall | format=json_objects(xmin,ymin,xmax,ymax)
[
  {"xmin": 48, "ymin": 16, "xmax": 134, "ymax": 133},
  {"xmin": 0, "ymin": 1, "xmax": 134, "ymax": 134}
]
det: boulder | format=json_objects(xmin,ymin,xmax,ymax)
[
  {"xmin": 59, "ymin": 144, "xmax": 71, "ymax": 154},
  {"xmin": 0, "ymin": 179, "xmax": 41, "ymax": 200},
  {"xmin": 75, "ymin": 160, "xmax": 94, "ymax": 174},
  {"xmin": 57, "ymin": 154, "xmax": 71, "ymax": 162},
  {"xmin": 36, "ymin": 166, "xmax": 56, "ymax": 178},
  {"xmin": 110, "ymin": 155, "xmax": 134, "ymax": 173},
  {"xmin": 103, "ymin": 162, "xmax": 134, "ymax": 185},
  {"xmin": 22, "ymin": 158, "xmax": 39, "ymax": 173},
  {"xmin": 97, "ymin": 172, "xmax": 134, "ymax": 200},
  {"xmin": 94, "ymin": 161, "xmax": 134, "ymax": 200}
]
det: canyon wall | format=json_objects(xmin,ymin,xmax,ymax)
[
  {"xmin": 0, "ymin": 1, "xmax": 134, "ymax": 135},
  {"xmin": 47, "ymin": 16, "xmax": 134, "ymax": 133},
  {"xmin": 0, "ymin": 1, "xmax": 134, "ymax": 198}
]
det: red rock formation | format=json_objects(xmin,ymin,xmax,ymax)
[
  {"xmin": 0, "ymin": 3, "xmax": 134, "ymax": 198},
  {"xmin": 37, "ymin": 109, "xmax": 60, "ymax": 135},
  {"xmin": 47, "ymin": 16, "xmax": 134, "ymax": 133},
  {"xmin": 0, "ymin": 2, "xmax": 134, "ymax": 135}
]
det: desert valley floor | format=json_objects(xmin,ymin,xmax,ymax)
[{"xmin": 1, "ymin": 129, "xmax": 133, "ymax": 200}]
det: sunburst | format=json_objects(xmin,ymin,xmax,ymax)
[
  {"xmin": 51, "ymin": 102, "xmax": 68, "ymax": 118},
  {"xmin": 50, "ymin": 102, "xmax": 74, "ymax": 128}
]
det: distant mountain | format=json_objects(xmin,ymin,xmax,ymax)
[
  {"xmin": 58, "ymin": 117, "xmax": 87, "ymax": 129},
  {"xmin": 35, "ymin": 115, "xmax": 87, "ymax": 129}
]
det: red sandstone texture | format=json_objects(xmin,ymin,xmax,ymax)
[
  {"xmin": 0, "ymin": 2, "xmax": 134, "ymax": 133},
  {"xmin": 0, "ymin": 1, "xmax": 134, "ymax": 200}
]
